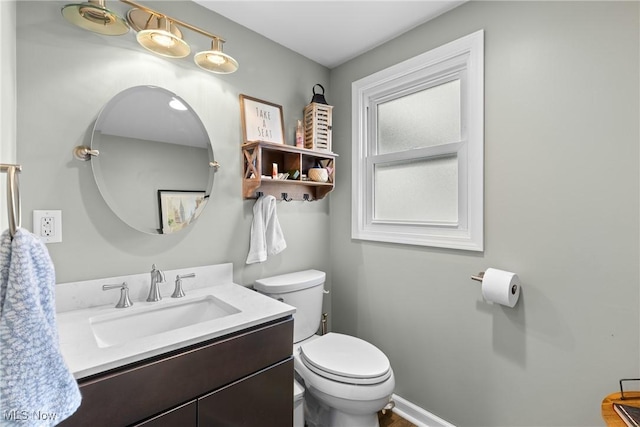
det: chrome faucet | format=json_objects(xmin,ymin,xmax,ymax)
[
  {"xmin": 103, "ymin": 282, "xmax": 133, "ymax": 308},
  {"xmin": 172, "ymin": 273, "xmax": 196, "ymax": 298},
  {"xmin": 146, "ymin": 264, "xmax": 166, "ymax": 302}
]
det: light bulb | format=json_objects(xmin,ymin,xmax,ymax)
[
  {"xmin": 206, "ymin": 53, "xmax": 226, "ymax": 65},
  {"xmin": 194, "ymin": 38, "xmax": 239, "ymax": 74},
  {"xmin": 150, "ymin": 32, "xmax": 175, "ymax": 47}
]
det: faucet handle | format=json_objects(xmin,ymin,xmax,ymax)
[
  {"xmin": 172, "ymin": 273, "xmax": 196, "ymax": 298},
  {"xmin": 152, "ymin": 264, "xmax": 166, "ymax": 283},
  {"xmin": 103, "ymin": 282, "xmax": 133, "ymax": 308}
]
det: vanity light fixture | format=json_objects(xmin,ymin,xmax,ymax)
[
  {"xmin": 61, "ymin": 0, "xmax": 129, "ymax": 35},
  {"xmin": 121, "ymin": 0, "xmax": 239, "ymax": 73},
  {"xmin": 194, "ymin": 38, "xmax": 239, "ymax": 74},
  {"xmin": 127, "ymin": 8, "xmax": 190, "ymax": 58},
  {"xmin": 61, "ymin": 0, "xmax": 239, "ymax": 73}
]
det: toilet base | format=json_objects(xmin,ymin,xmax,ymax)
[
  {"xmin": 303, "ymin": 385, "xmax": 383, "ymax": 427},
  {"xmin": 329, "ymin": 411, "xmax": 380, "ymax": 427}
]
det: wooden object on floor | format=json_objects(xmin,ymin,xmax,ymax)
[
  {"xmin": 378, "ymin": 410, "xmax": 417, "ymax": 427},
  {"xmin": 602, "ymin": 391, "xmax": 640, "ymax": 426}
]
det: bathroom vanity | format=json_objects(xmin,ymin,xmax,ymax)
[
  {"xmin": 60, "ymin": 317, "xmax": 293, "ymax": 426},
  {"xmin": 55, "ymin": 264, "xmax": 296, "ymax": 427}
]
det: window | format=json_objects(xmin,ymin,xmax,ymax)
[{"xmin": 352, "ymin": 30, "xmax": 484, "ymax": 251}]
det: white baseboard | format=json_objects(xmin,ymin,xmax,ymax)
[{"xmin": 391, "ymin": 394, "xmax": 456, "ymax": 427}]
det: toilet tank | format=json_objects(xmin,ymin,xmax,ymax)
[{"xmin": 254, "ymin": 270, "xmax": 325, "ymax": 343}]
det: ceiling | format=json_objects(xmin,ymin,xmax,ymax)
[{"xmin": 192, "ymin": 1, "xmax": 467, "ymax": 69}]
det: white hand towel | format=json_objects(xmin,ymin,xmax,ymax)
[
  {"xmin": 0, "ymin": 229, "xmax": 81, "ymax": 426},
  {"xmin": 246, "ymin": 195, "xmax": 287, "ymax": 264}
]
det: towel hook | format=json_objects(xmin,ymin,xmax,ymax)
[
  {"xmin": 281, "ymin": 193, "xmax": 292, "ymax": 202},
  {"xmin": 303, "ymin": 194, "xmax": 313, "ymax": 202}
]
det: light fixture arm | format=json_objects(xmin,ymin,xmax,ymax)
[{"xmin": 119, "ymin": 0, "xmax": 226, "ymax": 43}]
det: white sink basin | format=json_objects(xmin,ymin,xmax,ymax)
[
  {"xmin": 57, "ymin": 266, "xmax": 297, "ymax": 379},
  {"xmin": 90, "ymin": 295, "xmax": 241, "ymax": 348}
]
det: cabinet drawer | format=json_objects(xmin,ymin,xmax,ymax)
[
  {"xmin": 60, "ymin": 317, "xmax": 293, "ymax": 427},
  {"xmin": 198, "ymin": 358, "xmax": 294, "ymax": 427},
  {"xmin": 134, "ymin": 401, "xmax": 197, "ymax": 427}
]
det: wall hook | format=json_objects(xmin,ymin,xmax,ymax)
[
  {"xmin": 281, "ymin": 193, "xmax": 292, "ymax": 202},
  {"xmin": 303, "ymin": 194, "xmax": 313, "ymax": 202},
  {"xmin": 255, "ymin": 191, "xmax": 264, "ymax": 198}
]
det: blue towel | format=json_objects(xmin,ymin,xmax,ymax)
[{"xmin": 0, "ymin": 229, "xmax": 81, "ymax": 426}]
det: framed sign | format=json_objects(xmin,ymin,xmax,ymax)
[
  {"xmin": 158, "ymin": 190, "xmax": 206, "ymax": 234},
  {"xmin": 240, "ymin": 94, "xmax": 285, "ymax": 144}
]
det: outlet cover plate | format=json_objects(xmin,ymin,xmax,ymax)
[{"xmin": 33, "ymin": 210, "xmax": 62, "ymax": 243}]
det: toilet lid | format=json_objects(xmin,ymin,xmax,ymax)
[{"xmin": 299, "ymin": 333, "xmax": 391, "ymax": 385}]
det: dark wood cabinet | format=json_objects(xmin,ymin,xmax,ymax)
[
  {"xmin": 198, "ymin": 359, "xmax": 293, "ymax": 427},
  {"xmin": 134, "ymin": 401, "xmax": 197, "ymax": 427},
  {"xmin": 60, "ymin": 317, "xmax": 293, "ymax": 427}
]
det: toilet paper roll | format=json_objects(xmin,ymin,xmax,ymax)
[{"xmin": 481, "ymin": 268, "xmax": 521, "ymax": 308}]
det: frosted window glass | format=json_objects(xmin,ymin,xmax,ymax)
[
  {"xmin": 374, "ymin": 155, "xmax": 458, "ymax": 223},
  {"xmin": 377, "ymin": 80, "xmax": 460, "ymax": 154}
]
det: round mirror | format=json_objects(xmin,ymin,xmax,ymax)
[{"xmin": 91, "ymin": 86, "xmax": 214, "ymax": 234}]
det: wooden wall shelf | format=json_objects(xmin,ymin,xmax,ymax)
[{"xmin": 242, "ymin": 140, "xmax": 336, "ymax": 201}]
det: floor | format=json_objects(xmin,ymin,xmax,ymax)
[{"xmin": 378, "ymin": 410, "xmax": 418, "ymax": 427}]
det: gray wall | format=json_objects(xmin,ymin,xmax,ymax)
[
  {"xmin": 329, "ymin": 1, "xmax": 639, "ymax": 426},
  {"xmin": 16, "ymin": 1, "xmax": 332, "ymax": 296}
]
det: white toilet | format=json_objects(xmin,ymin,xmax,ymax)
[{"xmin": 255, "ymin": 270, "xmax": 395, "ymax": 427}]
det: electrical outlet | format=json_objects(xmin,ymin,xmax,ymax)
[{"xmin": 33, "ymin": 210, "xmax": 62, "ymax": 243}]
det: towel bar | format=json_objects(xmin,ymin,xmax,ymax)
[{"xmin": 1, "ymin": 163, "xmax": 21, "ymax": 238}]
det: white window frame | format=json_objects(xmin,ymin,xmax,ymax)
[{"xmin": 352, "ymin": 30, "xmax": 484, "ymax": 251}]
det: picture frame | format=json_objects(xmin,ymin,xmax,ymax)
[
  {"xmin": 158, "ymin": 190, "xmax": 207, "ymax": 234},
  {"xmin": 240, "ymin": 94, "xmax": 285, "ymax": 144}
]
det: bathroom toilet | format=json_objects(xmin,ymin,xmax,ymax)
[
  {"xmin": 294, "ymin": 379, "xmax": 305, "ymax": 427},
  {"xmin": 255, "ymin": 270, "xmax": 395, "ymax": 427}
]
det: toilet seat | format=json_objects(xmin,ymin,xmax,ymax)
[{"xmin": 299, "ymin": 333, "xmax": 392, "ymax": 385}]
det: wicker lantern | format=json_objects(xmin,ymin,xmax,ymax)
[{"xmin": 304, "ymin": 84, "xmax": 333, "ymax": 152}]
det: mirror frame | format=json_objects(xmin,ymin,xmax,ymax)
[{"xmin": 90, "ymin": 85, "xmax": 215, "ymax": 235}]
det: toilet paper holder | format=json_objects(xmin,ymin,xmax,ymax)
[
  {"xmin": 471, "ymin": 271, "xmax": 519, "ymax": 295},
  {"xmin": 470, "ymin": 271, "xmax": 485, "ymax": 282}
]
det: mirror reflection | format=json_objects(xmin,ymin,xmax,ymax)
[{"xmin": 91, "ymin": 86, "xmax": 214, "ymax": 234}]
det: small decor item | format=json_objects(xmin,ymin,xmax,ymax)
[
  {"xmin": 304, "ymin": 84, "xmax": 333, "ymax": 152},
  {"xmin": 240, "ymin": 94, "xmax": 285, "ymax": 144},
  {"xmin": 308, "ymin": 168, "xmax": 329, "ymax": 183},
  {"xmin": 287, "ymin": 169, "xmax": 300, "ymax": 180},
  {"xmin": 614, "ymin": 403, "xmax": 640, "ymax": 426},
  {"xmin": 158, "ymin": 190, "xmax": 206, "ymax": 234},
  {"xmin": 296, "ymin": 119, "xmax": 305, "ymax": 148},
  {"xmin": 310, "ymin": 83, "xmax": 329, "ymax": 104}
]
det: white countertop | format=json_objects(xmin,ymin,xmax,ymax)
[{"xmin": 56, "ymin": 264, "xmax": 295, "ymax": 379}]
